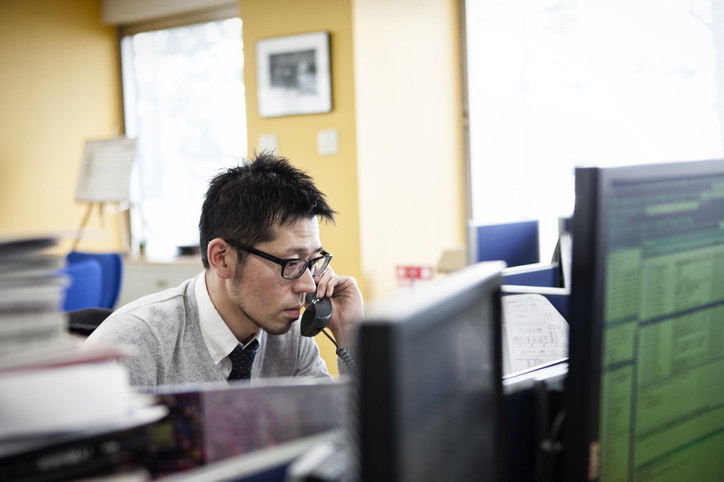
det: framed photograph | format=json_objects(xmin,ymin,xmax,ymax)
[{"xmin": 256, "ymin": 31, "xmax": 332, "ymax": 117}]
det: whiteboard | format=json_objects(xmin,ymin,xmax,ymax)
[{"xmin": 75, "ymin": 137, "xmax": 136, "ymax": 203}]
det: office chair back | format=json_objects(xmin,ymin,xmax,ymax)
[
  {"xmin": 66, "ymin": 251, "xmax": 124, "ymax": 309},
  {"xmin": 68, "ymin": 307, "xmax": 114, "ymax": 337},
  {"xmin": 468, "ymin": 220, "xmax": 540, "ymax": 267},
  {"xmin": 61, "ymin": 258, "xmax": 103, "ymax": 311}
]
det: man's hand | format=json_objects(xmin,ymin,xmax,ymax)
[{"xmin": 311, "ymin": 267, "xmax": 364, "ymax": 348}]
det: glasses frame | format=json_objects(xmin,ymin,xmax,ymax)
[{"xmin": 224, "ymin": 239, "xmax": 333, "ymax": 280}]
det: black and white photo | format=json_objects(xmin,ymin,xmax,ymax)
[{"xmin": 256, "ymin": 31, "xmax": 331, "ymax": 117}]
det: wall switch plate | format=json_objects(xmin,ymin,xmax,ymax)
[
  {"xmin": 317, "ymin": 129, "xmax": 338, "ymax": 156},
  {"xmin": 258, "ymin": 134, "xmax": 278, "ymax": 154}
]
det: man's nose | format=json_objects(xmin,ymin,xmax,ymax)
[{"xmin": 294, "ymin": 266, "xmax": 317, "ymax": 294}]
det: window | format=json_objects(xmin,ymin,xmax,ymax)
[
  {"xmin": 464, "ymin": 0, "xmax": 724, "ymax": 254},
  {"xmin": 121, "ymin": 17, "xmax": 245, "ymax": 259}
]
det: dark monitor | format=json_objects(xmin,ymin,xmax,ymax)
[
  {"xmin": 351, "ymin": 261, "xmax": 507, "ymax": 482},
  {"xmin": 563, "ymin": 159, "xmax": 724, "ymax": 481},
  {"xmin": 468, "ymin": 220, "xmax": 540, "ymax": 267}
]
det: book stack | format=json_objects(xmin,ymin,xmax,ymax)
[
  {"xmin": 0, "ymin": 235, "xmax": 166, "ymax": 481},
  {"xmin": 0, "ymin": 235, "xmax": 67, "ymax": 358}
]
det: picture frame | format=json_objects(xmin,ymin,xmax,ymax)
[{"xmin": 255, "ymin": 31, "xmax": 332, "ymax": 118}]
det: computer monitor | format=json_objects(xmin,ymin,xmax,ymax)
[
  {"xmin": 563, "ymin": 159, "xmax": 724, "ymax": 481},
  {"xmin": 468, "ymin": 220, "xmax": 540, "ymax": 267},
  {"xmin": 351, "ymin": 261, "xmax": 507, "ymax": 482}
]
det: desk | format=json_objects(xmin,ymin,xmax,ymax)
[{"xmin": 117, "ymin": 257, "xmax": 203, "ymax": 307}]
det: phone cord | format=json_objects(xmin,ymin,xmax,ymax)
[{"xmin": 322, "ymin": 328, "xmax": 355, "ymax": 372}]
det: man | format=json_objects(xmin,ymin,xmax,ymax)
[{"xmin": 87, "ymin": 153, "xmax": 364, "ymax": 388}]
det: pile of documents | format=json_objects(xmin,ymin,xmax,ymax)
[
  {"xmin": 0, "ymin": 235, "xmax": 67, "ymax": 358},
  {"xmin": 0, "ymin": 235, "xmax": 165, "ymax": 481}
]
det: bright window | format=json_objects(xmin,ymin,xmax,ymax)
[
  {"xmin": 464, "ymin": 0, "xmax": 723, "ymax": 254},
  {"xmin": 121, "ymin": 17, "xmax": 246, "ymax": 259}
]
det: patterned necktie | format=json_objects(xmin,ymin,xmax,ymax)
[{"xmin": 228, "ymin": 339, "xmax": 259, "ymax": 381}]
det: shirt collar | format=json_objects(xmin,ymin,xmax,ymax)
[{"xmin": 195, "ymin": 272, "xmax": 259, "ymax": 364}]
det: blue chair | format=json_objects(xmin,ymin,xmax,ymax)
[
  {"xmin": 469, "ymin": 220, "xmax": 540, "ymax": 267},
  {"xmin": 61, "ymin": 258, "xmax": 103, "ymax": 311},
  {"xmin": 65, "ymin": 251, "xmax": 124, "ymax": 309}
]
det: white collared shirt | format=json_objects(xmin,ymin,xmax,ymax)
[{"xmin": 194, "ymin": 272, "xmax": 260, "ymax": 379}]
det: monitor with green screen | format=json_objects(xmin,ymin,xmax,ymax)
[{"xmin": 563, "ymin": 159, "xmax": 724, "ymax": 481}]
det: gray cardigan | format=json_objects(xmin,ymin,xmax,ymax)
[{"xmin": 86, "ymin": 276, "xmax": 331, "ymax": 388}]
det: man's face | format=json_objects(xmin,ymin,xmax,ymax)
[{"xmin": 228, "ymin": 217, "xmax": 322, "ymax": 336}]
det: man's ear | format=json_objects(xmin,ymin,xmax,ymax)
[{"xmin": 207, "ymin": 238, "xmax": 235, "ymax": 280}]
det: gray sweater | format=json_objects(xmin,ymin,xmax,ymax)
[{"xmin": 86, "ymin": 276, "xmax": 331, "ymax": 388}]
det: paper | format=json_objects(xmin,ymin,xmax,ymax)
[
  {"xmin": 75, "ymin": 138, "xmax": 136, "ymax": 203},
  {"xmin": 0, "ymin": 362, "xmax": 142, "ymax": 439},
  {"xmin": 502, "ymin": 293, "xmax": 569, "ymax": 376}
]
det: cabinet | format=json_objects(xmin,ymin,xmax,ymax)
[{"xmin": 117, "ymin": 257, "xmax": 202, "ymax": 307}]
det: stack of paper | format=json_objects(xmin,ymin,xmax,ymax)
[
  {"xmin": 0, "ymin": 235, "xmax": 166, "ymax": 480},
  {"xmin": 0, "ymin": 235, "xmax": 68, "ymax": 358}
]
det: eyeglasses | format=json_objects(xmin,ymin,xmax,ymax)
[{"xmin": 225, "ymin": 239, "xmax": 333, "ymax": 280}]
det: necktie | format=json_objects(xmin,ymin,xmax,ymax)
[{"xmin": 228, "ymin": 339, "xmax": 259, "ymax": 381}]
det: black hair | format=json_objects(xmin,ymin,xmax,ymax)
[{"xmin": 199, "ymin": 152, "xmax": 336, "ymax": 269}]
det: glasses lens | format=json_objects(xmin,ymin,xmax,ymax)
[
  {"xmin": 309, "ymin": 255, "xmax": 331, "ymax": 276},
  {"xmin": 283, "ymin": 259, "xmax": 308, "ymax": 279}
]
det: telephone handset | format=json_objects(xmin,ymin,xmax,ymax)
[
  {"xmin": 301, "ymin": 289, "xmax": 355, "ymax": 371},
  {"xmin": 300, "ymin": 292, "xmax": 333, "ymax": 336}
]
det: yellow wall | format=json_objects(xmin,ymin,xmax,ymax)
[
  {"xmin": 353, "ymin": 0, "xmax": 466, "ymax": 300},
  {"xmin": 0, "ymin": 0, "xmax": 123, "ymax": 254},
  {"xmin": 239, "ymin": 0, "xmax": 362, "ymax": 375}
]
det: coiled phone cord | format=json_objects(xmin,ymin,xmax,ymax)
[{"xmin": 321, "ymin": 328, "xmax": 355, "ymax": 372}]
